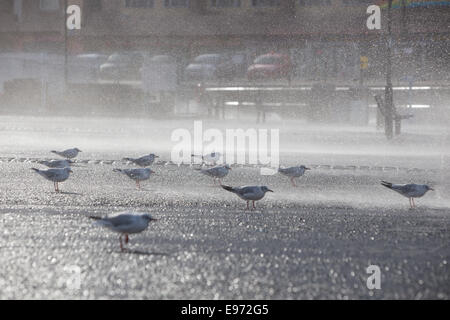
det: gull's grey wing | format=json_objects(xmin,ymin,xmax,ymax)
[
  {"xmin": 279, "ymin": 167, "xmax": 296, "ymax": 175},
  {"xmin": 42, "ymin": 169, "xmax": 61, "ymax": 180},
  {"xmin": 391, "ymin": 183, "xmax": 414, "ymax": 193},
  {"xmin": 205, "ymin": 166, "xmax": 223, "ymax": 176},
  {"xmin": 123, "ymin": 169, "xmax": 141, "ymax": 179},
  {"xmin": 103, "ymin": 214, "xmax": 137, "ymax": 228},
  {"xmin": 402, "ymin": 184, "xmax": 420, "ymax": 193},
  {"xmin": 237, "ymin": 186, "xmax": 259, "ymax": 196}
]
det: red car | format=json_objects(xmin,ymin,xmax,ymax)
[{"xmin": 247, "ymin": 53, "xmax": 294, "ymax": 81}]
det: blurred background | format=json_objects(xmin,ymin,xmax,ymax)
[{"xmin": 0, "ymin": 0, "xmax": 448, "ymax": 128}]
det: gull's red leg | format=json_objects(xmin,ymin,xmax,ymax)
[
  {"xmin": 119, "ymin": 235, "xmax": 124, "ymax": 252},
  {"xmin": 291, "ymin": 177, "xmax": 296, "ymax": 187},
  {"xmin": 125, "ymin": 234, "xmax": 129, "ymax": 244},
  {"xmin": 246, "ymin": 201, "xmax": 249, "ymax": 210},
  {"xmin": 252, "ymin": 201, "xmax": 256, "ymax": 210}
]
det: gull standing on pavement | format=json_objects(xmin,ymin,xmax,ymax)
[
  {"xmin": 31, "ymin": 167, "xmax": 73, "ymax": 192},
  {"xmin": 123, "ymin": 154, "xmax": 159, "ymax": 167},
  {"xmin": 113, "ymin": 168, "xmax": 155, "ymax": 189},
  {"xmin": 381, "ymin": 181, "xmax": 434, "ymax": 209},
  {"xmin": 191, "ymin": 152, "xmax": 222, "ymax": 165},
  {"xmin": 278, "ymin": 165, "xmax": 310, "ymax": 187},
  {"xmin": 221, "ymin": 185, "xmax": 273, "ymax": 210},
  {"xmin": 91, "ymin": 212, "xmax": 158, "ymax": 252},
  {"xmin": 51, "ymin": 148, "xmax": 82, "ymax": 159},
  {"xmin": 195, "ymin": 164, "xmax": 232, "ymax": 185}
]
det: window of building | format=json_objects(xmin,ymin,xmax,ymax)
[
  {"xmin": 164, "ymin": 0, "xmax": 189, "ymax": 7},
  {"xmin": 85, "ymin": 0, "xmax": 102, "ymax": 11},
  {"xmin": 251, "ymin": 0, "xmax": 281, "ymax": 7},
  {"xmin": 210, "ymin": 0, "xmax": 241, "ymax": 7},
  {"xmin": 298, "ymin": 0, "xmax": 331, "ymax": 6},
  {"xmin": 125, "ymin": 0, "xmax": 154, "ymax": 8},
  {"xmin": 39, "ymin": 0, "xmax": 60, "ymax": 11}
]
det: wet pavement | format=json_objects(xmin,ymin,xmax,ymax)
[{"xmin": 0, "ymin": 116, "xmax": 449, "ymax": 299}]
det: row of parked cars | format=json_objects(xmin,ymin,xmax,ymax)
[
  {"xmin": 185, "ymin": 52, "xmax": 293, "ymax": 81},
  {"xmin": 70, "ymin": 51, "xmax": 294, "ymax": 82}
]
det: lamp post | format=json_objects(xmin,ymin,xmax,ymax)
[
  {"xmin": 384, "ymin": 0, "xmax": 394, "ymax": 139},
  {"xmin": 64, "ymin": 0, "xmax": 68, "ymax": 88}
]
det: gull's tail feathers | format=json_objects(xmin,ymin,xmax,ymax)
[
  {"xmin": 89, "ymin": 215, "xmax": 112, "ymax": 227},
  {"xmin": 221, "ymin": 185, "xmax": 234, "ymax": 193},
  {"xmin": 381, "ymin": 181, "xmax": 393, "ymax": 189}
]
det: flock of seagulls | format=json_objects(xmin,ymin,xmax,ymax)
[{"xmin": 29, "ymin": 147, "xmax": 435, "ymax": 251}]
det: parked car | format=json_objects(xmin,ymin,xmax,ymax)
[
  {"xmin": 184, "ymin": 53, "xmax": 242, "ymax": 81},
  {"xmin": 68, "ymin": 53, "xmax": 108, "ymax": 83},
  {"xmin": 150, "ymin": 55, "xmax": 175, "ymax": 63},
  {"xmin": 99, "ymin": 52, "xmax": 144, "ymax": 81},
  {"xmin": 247, "ymin": 53, "xmax": 294, "ymax": 82}
]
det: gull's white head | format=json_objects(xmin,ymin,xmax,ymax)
[
  {"xmin": 261, "ymin": 186, "xmax": 274, "ymax": 193},
  {"xmin": 141, "ymin": 214, "xmax": 158, "ymax": 222}
]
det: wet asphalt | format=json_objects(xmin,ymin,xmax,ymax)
[
  {"xmin": 0, "ymin": 115, "xmax": 449, "ymax": 299},
  {"xmin": 0, "ymin": 158, "xmax": 449, "ymax": 299}
]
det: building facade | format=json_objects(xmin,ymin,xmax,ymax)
[{"xmin": 1, "ymin": 0, "xmax": 449, "ymax": 82}]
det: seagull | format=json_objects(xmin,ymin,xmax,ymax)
[
  {"xmin": 38, "ymin": 159, "xmax": 74, "ymax": 168},
  {"xmin": 123, "ymin": 154, "xmax": 159, "ymax": 167},
  {"xmin": 51, "ymin": 148, "xmax": 82, "ymax": 159},
  {"xmin": 31, "ymin": 167, "xmax": 73, "ymax": 192},
  {"xmin": 113, "ymin": 168, "xmax": 155, "ymax": 189},
  {"xmin": 221, "ymin": 185, "xmax": 273, "ymax": 210},
  {"xmin": 278, "ymin": 165, "xmax": 310, "ymax": 187},
  {"xmin": 195, "ymin": 164, "xmax": 231, "ymax": 185},
  {"xmin": 381, "ymin": 181, "xmax": 434, "ymax": 208},
  {"xmin": 90, "ymin": 212, "xmax": 158, "ymax": 252},
  {"xmin": 191, "ymin": 152, "xmax": 222, "ymax": 165}
]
